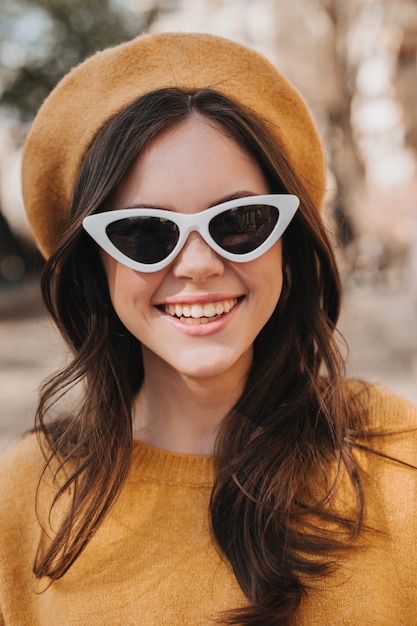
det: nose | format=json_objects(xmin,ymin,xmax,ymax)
[{"xmin": 172, "ymin": 232, "xmax": 225, "ymax": 281}]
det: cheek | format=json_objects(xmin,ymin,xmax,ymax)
[
  {"xmin": 237, "ymin": 242, "xmax": 283, "ymax": 299},
  {"xmin": 253, "ymin": 245, "xmax": 284, "ymax": 321},
  {"xmin": 101, "ymin": 254, "xmax": 158, "ymax": 312}
]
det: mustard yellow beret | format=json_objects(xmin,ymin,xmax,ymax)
[{"xmin": 21, "ymin": 32, "xmax": 326, "ymax": 258}]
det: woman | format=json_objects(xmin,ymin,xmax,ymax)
[{"xmin": 0, "ymin": 32, "xmax": 416, "ymax": 625}]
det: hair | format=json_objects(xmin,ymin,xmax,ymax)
[{"xmin": 34, "ymin": 87, "xmax": 368, "ymax": 624}]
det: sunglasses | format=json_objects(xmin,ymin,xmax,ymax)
[{"xmin": 82, "ymin": 194, "xmax": 299, "ymax": 272}]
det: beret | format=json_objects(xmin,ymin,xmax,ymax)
[{"xmin": 21, "ymin": 32, "xmax": 326, "ymax": 258}]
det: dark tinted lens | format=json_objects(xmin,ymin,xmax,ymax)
[
  {"xmin": 106, "ymin": 217, "xmax": 179, "ymax": 264},
  {"xmin": 209, "ymin": 204, "xmax": 279, "ymax": 254}
]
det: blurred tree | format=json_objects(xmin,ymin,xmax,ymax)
[
  {"xmin": 0, "ymin": 208, "xmax": 43, "ymax": 285},
  {"xmin": 0, "ymin": 0, "xmax": 163, "ymax": 122},
  {"xmin": 394, "ymin": 0, "xmax": 417, "ymax": 157},
  {"xmin": 318, "ymin": 0, "xmax": 366, "ymax": 248}
]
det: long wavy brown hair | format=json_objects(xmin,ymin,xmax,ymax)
[{"xmin": 34, "ymin": 88, "xmax": 368, "ymax": 625}]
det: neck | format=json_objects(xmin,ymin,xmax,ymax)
[{"xmin": 132, "ymin": 354, "xmax": 248, "ymax": 455}]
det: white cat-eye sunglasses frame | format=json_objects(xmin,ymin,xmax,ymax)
[{"xmin": 83, "ymin": 194, "xmax": 299, "ymax": 273}]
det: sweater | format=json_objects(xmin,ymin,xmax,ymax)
[{"xmin": 0, "ymin": 384, "xmax": 417, "ymax": 625}]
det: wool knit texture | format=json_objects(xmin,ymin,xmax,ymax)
[
  {"xmin": 21, "ymin": 32, "xmax": 326, "ymax": 258},
  {"xmin": 1, "ymin": 384, "xmax": 417, "ymax": 624}
]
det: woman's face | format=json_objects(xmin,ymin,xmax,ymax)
[{"xmin": 101, "ymin": 114, "xmax": 283, "ymax": 384}]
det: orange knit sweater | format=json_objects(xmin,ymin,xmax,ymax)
[{"xmin": 0, "ymin": 384, "xmax": 417, "ymax": 625}]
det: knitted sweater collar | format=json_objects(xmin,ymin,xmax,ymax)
[{"xmin": 130, "ymin": 439, "xmax": 215, "ymax": 487}]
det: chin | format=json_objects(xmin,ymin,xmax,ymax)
[{"xmin": 174, "ymin": 352, "xmax": 250, "ymax": 382}]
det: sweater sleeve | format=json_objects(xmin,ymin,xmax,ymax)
[
  {"xmin": 0, "ymin": 434, "xmax": 47, "ymax": 625},
  {"xmin": 354, "ymin": 384, "xmax": 417, "ymax": 619},
  {"xmin": 295, "ymin": 384, "xmax": 417, "ymax": 623}
]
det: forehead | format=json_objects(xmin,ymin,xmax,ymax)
[{"xmin": 109, "ymin": 115, "xmax": 268, "ymax": 212}]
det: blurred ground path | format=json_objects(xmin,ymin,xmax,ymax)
[{"xmin": 0, "ymin": 279, "xmax": 416, "ymax": 454}]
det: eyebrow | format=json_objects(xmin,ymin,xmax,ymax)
[
  {"xmin": 212, "ymin": 190, "xmax": 260, "ymax": 205},
  {"xmin": 125, "ymin": 190, "xmax": 261, "ymax": 212}
]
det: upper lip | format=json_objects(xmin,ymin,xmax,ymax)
[{"xmin": 154, "ymin": 294, "xmax": 244, "ymax": 306}]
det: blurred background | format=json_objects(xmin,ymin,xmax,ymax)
[{"xmin": 1, "ymin": 0, "xmax": 417, "ymax": 452}]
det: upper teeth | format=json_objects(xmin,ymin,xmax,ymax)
[{"xmin": 165, "ymin": 299, "xmax": 237, "ymax": 319}]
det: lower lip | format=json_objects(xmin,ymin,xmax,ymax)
[{"xmin": 157, "ymin": 300, "xmax": 242, "ymax": 336}]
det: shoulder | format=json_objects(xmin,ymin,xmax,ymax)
[
  {"xmin": 0, "ymin": 433, "xmax": 48, "ymax": 517},
  {"xmin": 344, "ymin": 381, "xmax": 417, "ymax": 512},
  {"xmin": 0, "ymin": 434, "xmax": 47, "ymax": 578},
  {"xmin": 342, "ymin": 385, "xmax": 417, "ymax": 557},
  {"xmin": 345, "ymin": 379, "xmax": 417, "ymax": 433},
  {"xmin": 0, "ymin": 432, "xmax": 45, "ymax": 477}
]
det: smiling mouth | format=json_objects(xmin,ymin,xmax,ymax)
[{"xmin": 159, "ymin": 298, "xmax": 240, "ymax": 324}]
